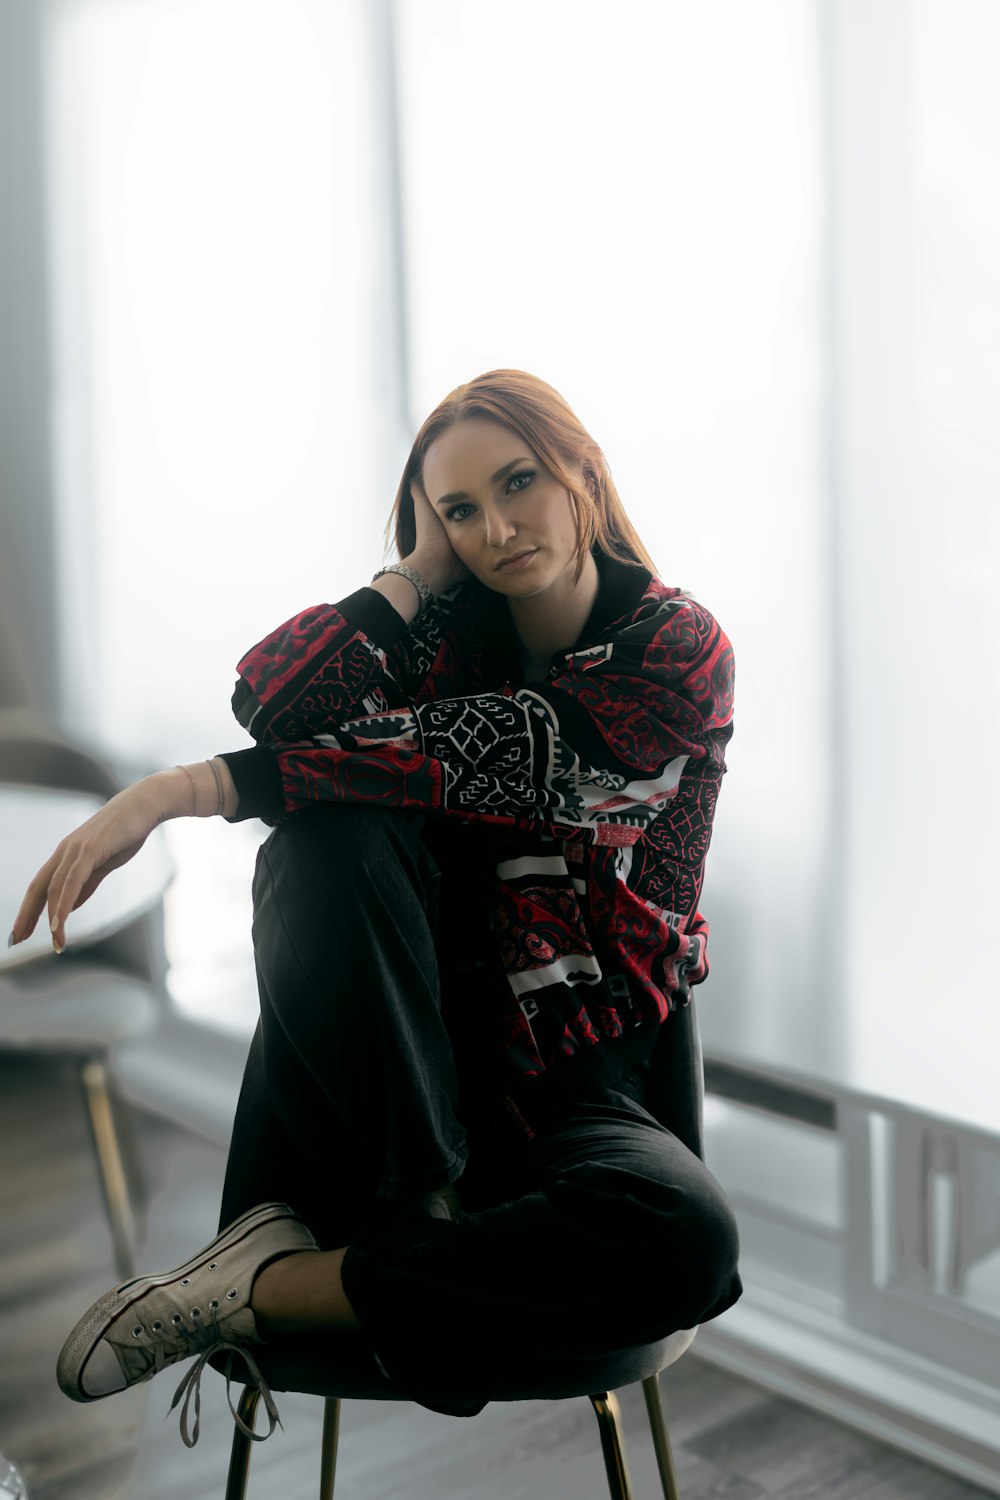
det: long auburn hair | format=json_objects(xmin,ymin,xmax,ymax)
[{"xmin": 384, "ymin": 369, "xmax": 658, "ymax": 585}]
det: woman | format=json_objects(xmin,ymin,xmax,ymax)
[{"xmin": 10, "ymin": 369, "xmax": 742, "ymax": 1446}]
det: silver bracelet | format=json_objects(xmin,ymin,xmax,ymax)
[
  {"xmin": 371, "ymin": 563, "xmax": 434, "ymax": 616},
  {"xmin": 206, "ymin": 757, "xmax": 226, "ymax": 816}
]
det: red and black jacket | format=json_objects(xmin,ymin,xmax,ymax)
[{"xmin": 217, "ymin": 549, "xmax": 735, "ymax": 1129}]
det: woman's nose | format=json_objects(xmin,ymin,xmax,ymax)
[{"xmin": 483, "ymin": 507, "xmax": 517, "ymax": 547}]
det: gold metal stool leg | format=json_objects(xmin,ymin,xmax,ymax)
[
  {"xmin": 319, "ymin": 1397, "xmax": 341, "ymax": 1500},
  {"xmin": 225, "ymin": 1386, "xmax": 262, "ymax": 1500},
  {"xmin": 642, "ymin": 1373, "xmax": 682, "ymax": 1500},
  {"xmin": 80, "ymin": 1056, "xmax": 137, "ymax": 1280},
  {"xmin": 589, "ymin": 1391, "xmax": 635, "ymax": 1500}
]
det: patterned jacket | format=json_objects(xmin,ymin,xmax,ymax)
[{"xmin": 217, "ymin": 549, "xmax": 735, "ymax": 1129}]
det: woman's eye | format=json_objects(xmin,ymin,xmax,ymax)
[{"xmin": 445, "ymin": 471, "xmax": 533, "ymax": 521}]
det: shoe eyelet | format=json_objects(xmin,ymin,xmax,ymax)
[
  {"xmin": 171, "ymin": 1313, "xmax": 183, "ymax": 1325},
  {"xmin": 226, "ymin": 1288, "xmax": 238, "ymax": 1299},
  {"xmin": 151, "ymin": 1320, "xmax": 164, "ymax": 1332},
  {"xmin": 180, "ymin": 1277, "xmax": 191, "ymax": 1286},
  {"xmin": 208, "ymin": 1298, "xmax": 220, "ymax": 1310},
  {"xmin": 209, "ymin": 1261, "xmax": 218, "ymax": 1269},
  {"xmin": 190, "ymin": 1307, "xmax": 202, "ymax": 1319},
  {"xmin": 131, "ymin": 1325, "xmax": 143, "ymax": 1338}
]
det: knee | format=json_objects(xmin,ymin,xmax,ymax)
[
  {"xmin": 551, "ymin": 1157, "xmax": 741, "ymax": 1330},
  {"xmin": 254, "ymin": 805, "xmax": 438, "ymax": 954},
  {"xmin": 268, "ymin": 802, "xmax": 409, "ymax": 860},
  {"xmin": 671, "ymin": 1188, "xmax": 742, "ymax": 1318},
  {"xmin": 619, "ymin": 1171, "xmax": 740, "ymax": 1334},
  {"xmin": 575, "ymin": 1160, "xmax": 741, "ymax": 1320},
  {"xmin": 262, "ymin": 805, "xmax": 427, "ymax": 899}
]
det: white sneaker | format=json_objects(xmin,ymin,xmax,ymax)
[{"xmin": 56, "ymin": 1201, "xmax": 319, "ymax": 1445}]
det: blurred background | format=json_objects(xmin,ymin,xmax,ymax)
[{"xmin": 2, "ymin": 0, "xmax": 999, "ymax": 1496}]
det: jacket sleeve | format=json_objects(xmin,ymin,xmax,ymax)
[
  {"xmin": 224, "ymin": 589, "xmax": 735, "ymax": 845},
  {"xmin": 227, "ymin": 585, "xmax": 440, "ymax": 741}
]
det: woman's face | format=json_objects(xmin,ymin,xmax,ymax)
[{"xmin": 421, "ymin": 418, "xmax": 584, "ymax": 598}]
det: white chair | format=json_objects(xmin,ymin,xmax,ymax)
[
  {"xmin": 0, "ymin": 960, "xmax": 159, "ymax": 1278},
  {"xmin": 0, "ymin": 715, "xmax": 169, "ymax": 1278}
]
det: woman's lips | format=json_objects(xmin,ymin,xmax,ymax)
[{"xmin": 496, "ymin": 549, "xmax": 538, "ymax": 571}]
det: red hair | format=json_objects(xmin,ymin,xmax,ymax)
[{"xmin": 384, "ymin": 369, "xmax": 658, "ymax": 584}]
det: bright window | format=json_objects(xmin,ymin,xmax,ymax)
[{"xmin": 46, "ymin": 0, "xmax": 397, "ymax": 1031}]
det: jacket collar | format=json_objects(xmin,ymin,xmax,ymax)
[
  {"xmin": 577, "ymin": 548, "xmax": 652, "ymax": 647},
  {"xmin": 475, "ymin": 548, "xmax": 653, "ymax": 683}
]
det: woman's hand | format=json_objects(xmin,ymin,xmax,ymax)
[
  {"xmin": 407, "ymin": 476, "xmax": 469, "ymax": 594},
  {"xmin": 9, "ymin": 775, "xmax": 172, "ymax": 954}
]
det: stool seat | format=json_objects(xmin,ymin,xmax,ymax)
[{"xmin": 221, "ymin": 1324, "xmax": 697, "ymax": 1404}]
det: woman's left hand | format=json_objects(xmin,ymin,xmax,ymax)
[
  {"xmin": 9, "ymin": 775, "xmax": 171, "ymax": 953},
  {"xmin": 407, "ymin": 478, "xmax": 470, "ymax": 593}
]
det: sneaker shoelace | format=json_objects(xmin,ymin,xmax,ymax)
[{"xmin": 162, "ymin": 1307, "xmax": 282, "ymax": 1448}]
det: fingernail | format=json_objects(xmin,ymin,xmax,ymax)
[
  {"xmin": 7, "ymin": 931, "xmax": 14, "ymax": 948},
  {"xmin": 53, "ymin": 939, "xmax": 64, "ymax": 955}
]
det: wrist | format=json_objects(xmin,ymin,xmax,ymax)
[
  {"xmin": 153, "ymin": 768, "xmax": 196, "ymax": 821},
  {"xmin": 372, "ymin": 562, "xmax": 434, "ymax": 614},
  {"xmin": 155, "ymin": 761, "xmax": 237, "ymax": 819},
  {"xmin": 404, "ymin": 551, "xmax": 462, "ymax": 596}
]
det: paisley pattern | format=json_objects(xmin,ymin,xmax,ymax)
[{"xmin": 229, "ymin": 556, "xmax": 734, "ymax": 1094}]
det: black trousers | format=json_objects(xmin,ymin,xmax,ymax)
[{"xmin": 219, "ymin": 804, "xmax": 742, "ymax": 1417}]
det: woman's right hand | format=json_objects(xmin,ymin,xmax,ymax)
[
  {"xmin": 407, "ymin": 476, "xmax": 469, "ymax": 594},
  {"xmin": 9, "ymin": 774, "xmax": 173, "ymax": 954}
]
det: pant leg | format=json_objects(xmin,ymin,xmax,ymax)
[
  {"xmin": 217, "ymin": 801, "xmax": 743, "ymax": 1418},
  {"xmin": 218, "ymin": 803, "xmax": 469, "ymax": 1243},
  {"xmin": 339, "ymin": 1081, "xmax": 743, "ymax": 1418}
]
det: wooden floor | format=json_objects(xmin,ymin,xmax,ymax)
[{"xmin": 0, "ymin": 1050, "xmax": 994, "ymax": 1500}]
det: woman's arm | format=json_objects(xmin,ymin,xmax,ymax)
[
  {"xmin": 231, "ymin": 593, "xmax": 735, "ymax": 845},
  {"xmin": 231, "ymin": 483, "xmax": 467, "ymax": 744},
  {"xmin": 12, "ymin": 492, "xmax": 463, "ymax": 951},
  {"xmin": 9, "ymin": 757, "xmax": 240, "ymax": 954},
  {"xmin": 228, "ymin": 559, "xmax": 458, "ymax": 746}
]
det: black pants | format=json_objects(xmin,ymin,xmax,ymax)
[{"xmin": 219, "ymin": 804, "xmax": 742, "ymax": 1416}]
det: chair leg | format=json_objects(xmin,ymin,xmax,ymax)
[
  {"xmin": 80, "ymin": 1056, "xmax": 137, "ymax": 1280},
  {"xmin": 224, "ymin": 1386, "xmax": 262, "ymax": 1500},
  {"xmin": 642, "ymin": 1373, "xmax": 682, "ymax": 1500},
  {"xmin": 589, "ymin": 1392, "xmax": 635, "ymax": 1500},
  {"xmin": 319, "ymin": 1397, "xmax": 341, "ymax": 1500}
]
